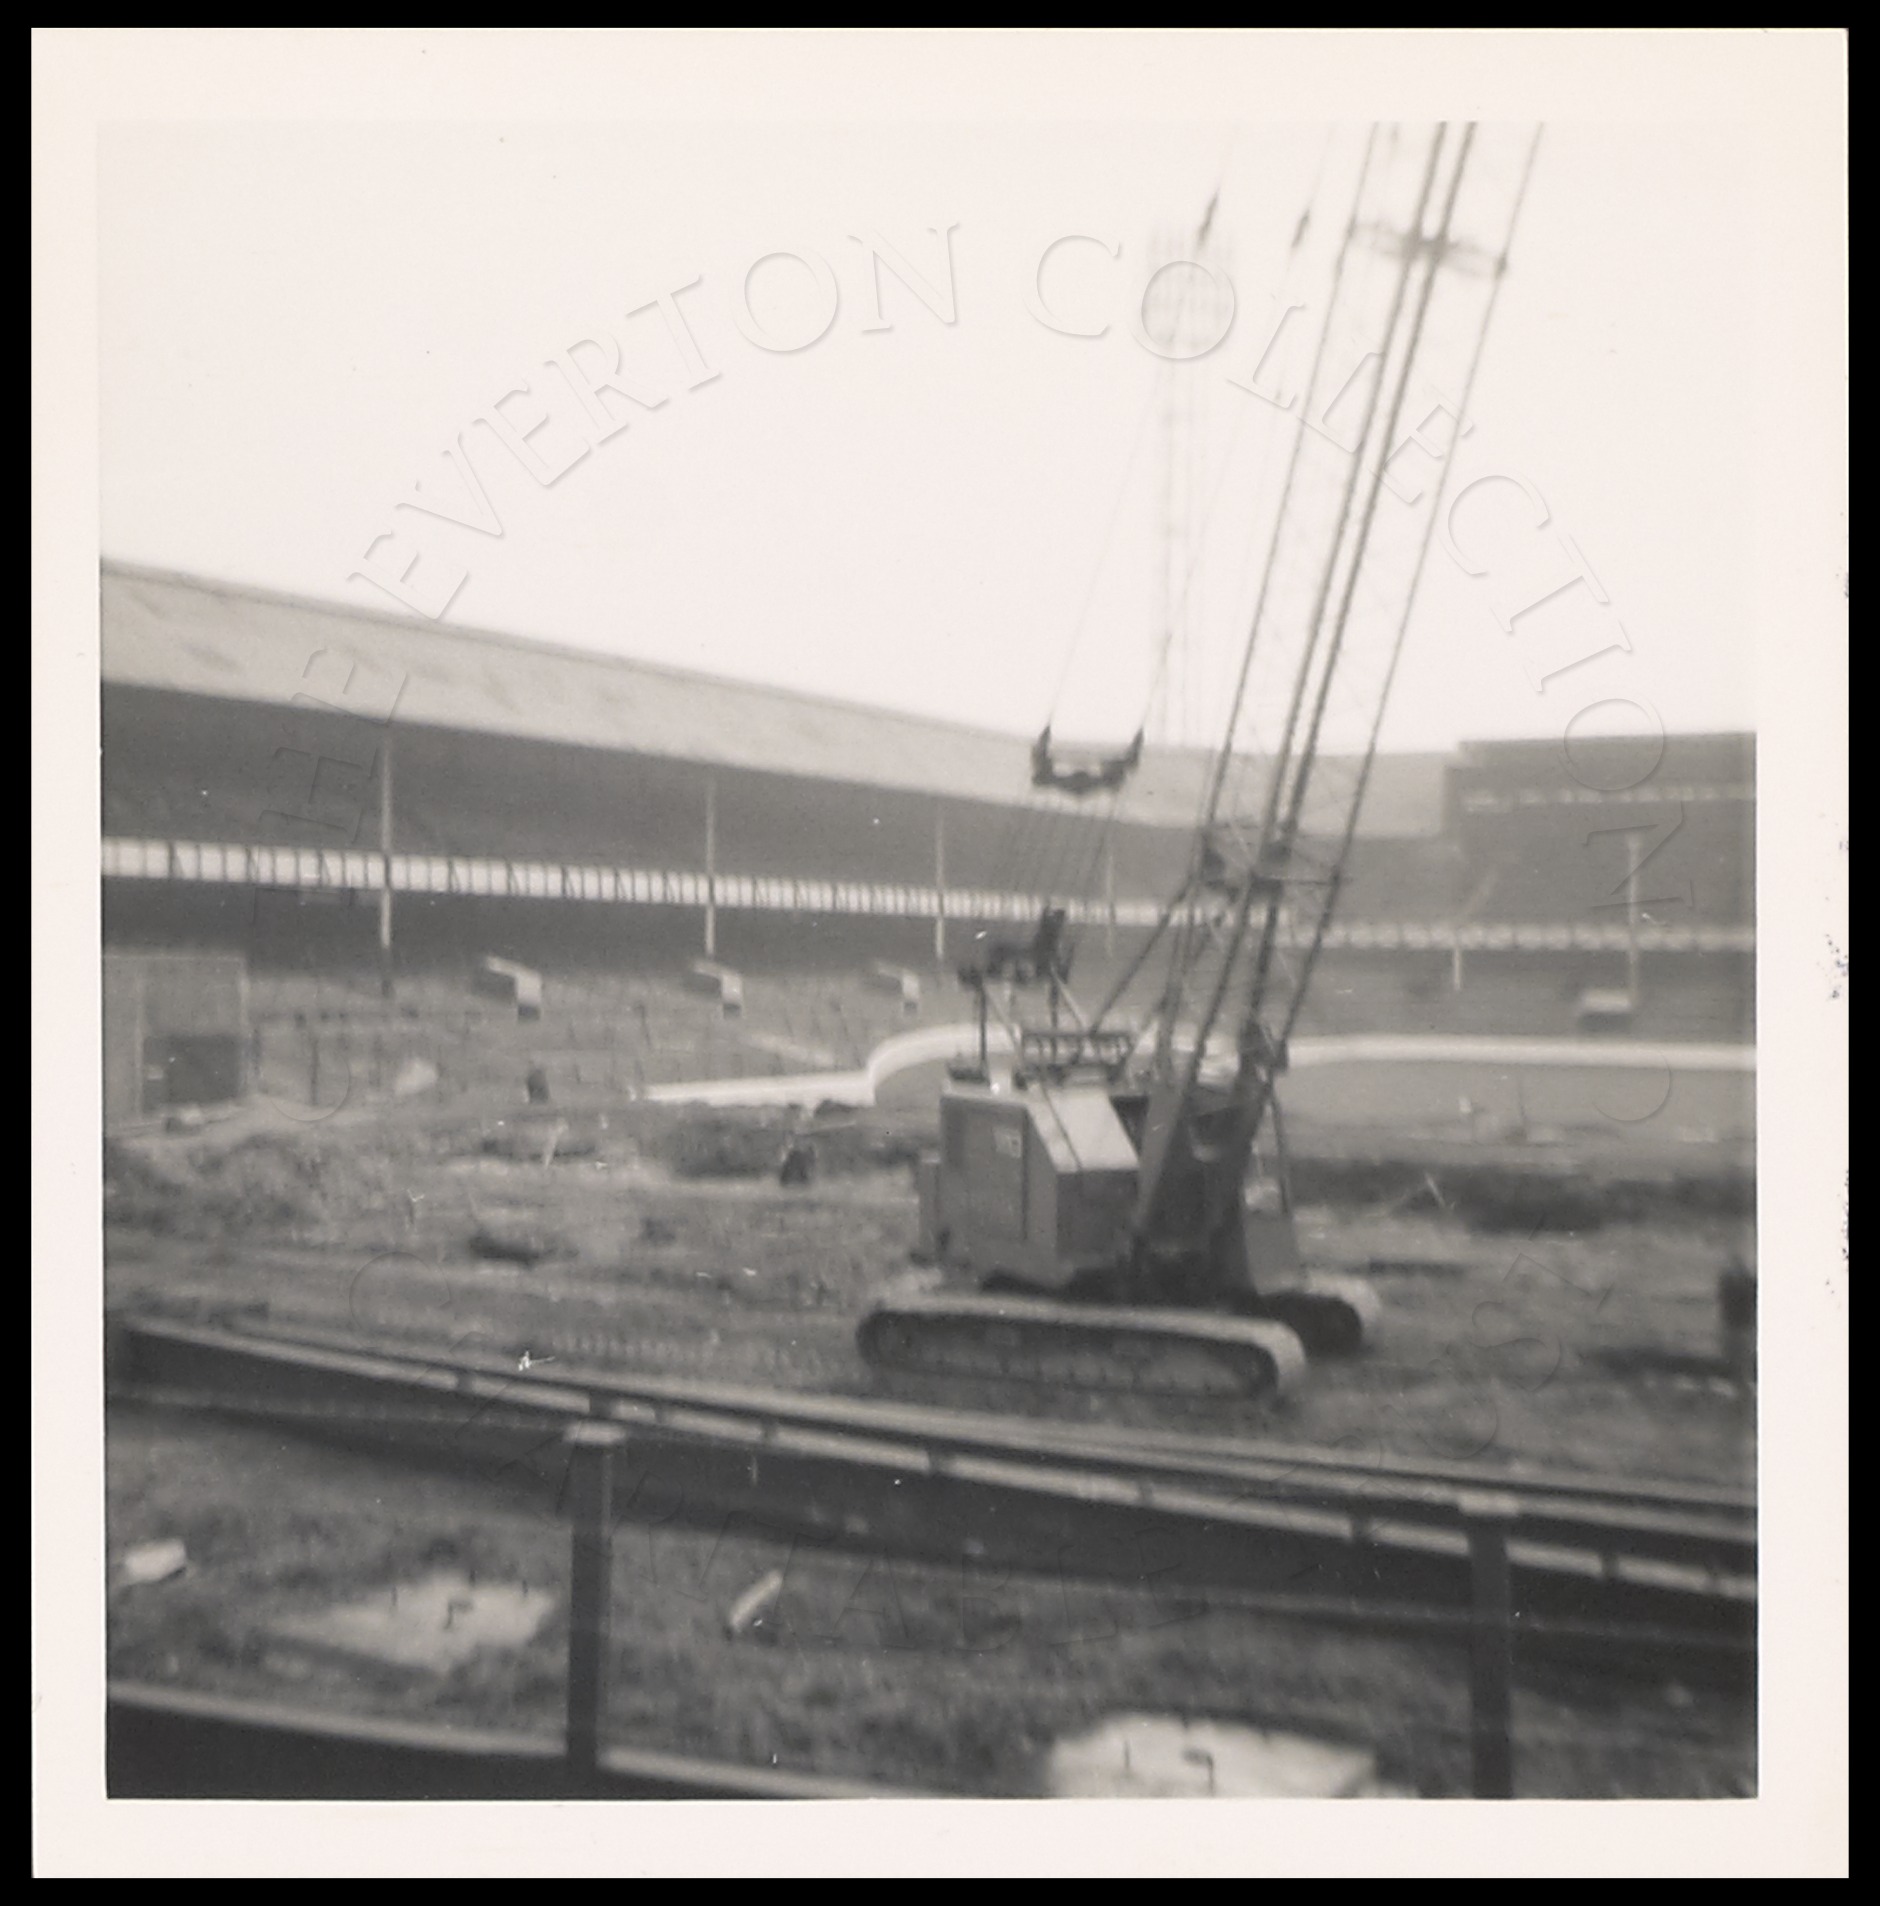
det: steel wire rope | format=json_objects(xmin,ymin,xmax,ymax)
[
  {"xmin": 980, "ymin": 363, "xmax": 1164, "ymax": 914},
  {"xmin": 1278, "ymin": 126, "xmax": 1543, "ymax": 1055},
  {"xmin": 991, "ymin": 136, "xmax": 1355, "ymax": 999},
  {"xmin": 993, "ymin": 170, "xmax": 1244, "ymax": 919},
  {"xmin": 1217, "ymin": 124, "xmax": 1402, "ymax": 838},
  {"xmin": 1241, "ymin": 122, "xmax": 1464, "ymax": 1050},
  {"xmin": 1154, "ymin": 126, "xmax": 1390, "ymax": 1058},
  {"xmin": 1050, "ymin": 136, "xmax": 1346, "ymax": 993}
]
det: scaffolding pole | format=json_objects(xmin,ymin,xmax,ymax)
[
  {"xmin": 377, "ymin": 731, "xmax": 395, "ymax": 999},
  {"xmin": 933, "ymin": 804, "xmax": 947, "ymax": 965}
]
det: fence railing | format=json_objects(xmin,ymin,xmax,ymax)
[{"xmin": 103, "ymin": 834, "xmax": 1756, "ymax": 953}]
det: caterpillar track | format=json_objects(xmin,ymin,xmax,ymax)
[
  {"xmin": 1247, "ymin": 1274, "xmax": 1384, "ymax": 1358},
  {"xmin": 856, "ymin": 1289, "xmax": 1310, "ymax": 1402}
]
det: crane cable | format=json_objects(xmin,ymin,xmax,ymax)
[
  {"xmin": 1020, "ymin": 220, "xmax": 1231, "ymax": 914},
  {"xmin": 1231, "ymin": 122, "xmax": 1454, "ymax": 1053},
  {"xmin": 983, "ymin": 378, "xmax": 1161, "ymax": 908},
  {"xmin": 1039, "ymin": 133, "xmax": 1250, "ymax": 733},
  {"xmin": 1039, "ymin": 132, "xmax": 1344, "ymax": 990},
  {"xmin": 1140, "ymin": 125, "xmax": 1335, "ymax": 750},
  {"xmin": 1154, "ymin": 126, "xmax": 1386, "ymax": 1051},
  {"xmin": 1041, "ymin": 393, "xmax": 1159, "ymax": 722},
  {"xmin": 990, "ymin": 135, "xmax": 1339, "ymax": 936},
  {"xmin": 1032, "ymin": 133, "xmax": 1346, "ymax": 950},
  {"xmin": 1278, "ymin": 125, "xmax": 1544, "ymax": 1054}
]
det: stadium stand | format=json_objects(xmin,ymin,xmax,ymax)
[{"xmin": 101, "ymin": 564, "xmax": 1755, "ymax": 1113}]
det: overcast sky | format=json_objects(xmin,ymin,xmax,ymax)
[{"xmin": 100, "ymin": 110, "xmax": 1760, "ymax": 756}]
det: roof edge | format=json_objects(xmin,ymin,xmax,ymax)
[{"xmin": 98, "ymin": 558, "xmax": 1208, "ymax": 761}]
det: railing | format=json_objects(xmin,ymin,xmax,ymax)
[
  {"xmin": 1456, "ymin": 781, "xmax": 1754, "ymax": 814},
  {"xmin": 102, "ymin": 835, "xmax": 1757, "ymax": 954},
  {"xmin": 1017, "ymin": 1026, "xmax": 1138, "ymax": 1072}
]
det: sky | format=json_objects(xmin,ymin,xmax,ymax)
[{"xmin": 99, "ymin": 108, "xmax": 1761, "ymax": 758}]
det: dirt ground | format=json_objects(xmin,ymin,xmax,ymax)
[
  {"xmin": 103, "ymin": 1091, "xmax": 1757, "ymax": 1796},
  {"xmin": 105, "ymin": 1093, "xmax": 1757, "ymax": 1480}
]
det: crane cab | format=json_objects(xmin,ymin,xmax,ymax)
[
  {"xmin": 919, "ymin": 1077, "xmax": 1140, "ymax": 1292},
  {"xmin": 917, "ymin": 1070, "xmax": 1304, "ymax": 1302}
]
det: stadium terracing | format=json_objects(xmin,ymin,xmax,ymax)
[{"xmin": 100, "ymin": 563, "xmax": 1754, "ymax": 1045}]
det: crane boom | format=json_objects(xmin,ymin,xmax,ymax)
[{"xmin": 1126, "ymin": 122, "xmax": 1541, "ymax": 1268}]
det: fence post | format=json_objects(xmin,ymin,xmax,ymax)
[
  {"xmin": 1461, "ymin": 1490, "xmax": 1519, "ymax": 1798},
  {"xmin": 565, "ymin": 1423, "xmax": 627, "ymax": 1793}
]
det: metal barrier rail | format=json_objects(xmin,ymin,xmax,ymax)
[
  {"xmin": 110, "ymin": 1315, "xmax": 1757, "ymax": 1657},
  {"xmin": 142, "ymin": 1310, "xmax": 1754, "ymax": 1563},
  {"xmin": 141, "ymin": 1304, "xmax": 1754, "ymax": 1506}
]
